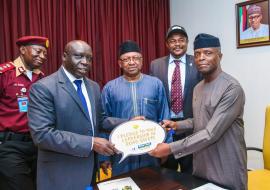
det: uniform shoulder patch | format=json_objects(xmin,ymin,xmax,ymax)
[{"xmin": 0, "ymin": 62, "xmax": 15, "ymax": 74}]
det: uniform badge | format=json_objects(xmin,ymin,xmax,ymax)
[
  {"xmin": 18, "ymin": 66, "xmax": 25, "ymax": 73},
  {"xmin": 45, "ymin": 40, "xmax": 49, "ymax": 48},
  {"xmin": 0, "ymin": 62, "xmax": 15, "ymax": 74},
  {"xmin": 21, "ymin": 87, "xmax": 27, "ymax": 93}
]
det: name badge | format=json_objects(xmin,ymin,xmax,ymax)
[{"xmin": 17, "ymin": 97, "xmax": 28, "ymax": 112}]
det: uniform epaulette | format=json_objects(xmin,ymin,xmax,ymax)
[{"xmin": 0, "ymin": 62, "xmax": 15, "ymax": 74}]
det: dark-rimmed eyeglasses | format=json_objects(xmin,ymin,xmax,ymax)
[{"xmin": 120, "ymin": 56, "xmax": 142, "ymax": 64}]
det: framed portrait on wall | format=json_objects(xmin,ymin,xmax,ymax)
[{"xmin": 236, "ymin": 0, "xmax": 270, "ymax": 48}]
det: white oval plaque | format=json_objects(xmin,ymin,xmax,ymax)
[{"xmin": 110, "ymin": 120, "xmax": 166, "ymax": 163}]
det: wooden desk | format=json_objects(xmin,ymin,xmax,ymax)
[{"xmin": 94, "ymin": 167, "xmax": 209, "ymax": 190}]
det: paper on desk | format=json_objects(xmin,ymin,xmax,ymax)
[
  {"xmin": 97, "ymin": 177, "xmax": 141, "ymax": 190},
  {"xmin": 192, "ymin": 183, "xmax": 229, "ymax": 190}
]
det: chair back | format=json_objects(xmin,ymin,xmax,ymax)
[{"xmin": 264, "ymin": 105, "xmax": 270, "ymax": 170}]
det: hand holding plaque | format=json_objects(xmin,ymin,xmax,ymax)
[{"xmin": 109, "ymin": 120, "xmax": 166, "ymax": 163}]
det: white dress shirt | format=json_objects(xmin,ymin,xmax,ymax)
[{"xmin": 62, "ymin": 66, "xmax": 95, "ymax": 138}]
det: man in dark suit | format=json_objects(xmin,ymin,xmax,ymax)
[
  {"xmin": 28, "ymin": 40, "xmax": 116, "ymax": 190},
  {"xmin": 150, "ymin": 25, "xmax": 202, "ymax": 173}
]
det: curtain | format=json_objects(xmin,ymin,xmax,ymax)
[{"xmin": 0, "ymin": 0, "xmax": 169, "ymax": 86}]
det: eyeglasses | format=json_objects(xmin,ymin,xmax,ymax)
[
  {"xmin": 120, "ymin": 56, "xmax": 142, "ymax": 64},
  {"xmin": 248, "ymin": 15, "xmax": 261, "ymax": 20}
]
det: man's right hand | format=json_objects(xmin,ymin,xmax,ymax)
[{"xmin": 93, "ymin": 137, "xmax": 116, "ymax": 156}]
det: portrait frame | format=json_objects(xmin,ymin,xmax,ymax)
[{"xmin": 236, "ymin": 0, "xmax": 270, "ymax": 48}]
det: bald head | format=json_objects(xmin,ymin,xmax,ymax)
[
  {"xmin": 64, "ymin": 40, "xmax": 92, "ymax": 54},
  {"xmin": 62, "ymin": 40, "xmax": 93, "ymax": 78}
]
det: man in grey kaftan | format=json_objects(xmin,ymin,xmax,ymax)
[{"xmin": 149, "ymin": 34, "xmax": 247, "ymax": 190}]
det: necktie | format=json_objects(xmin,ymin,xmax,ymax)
[
  {"xmin": 74, "ymin": 80, "xmax": 89, "ymax": 116},
  {"xmin": 171, "ymin": 60, "xmax": 183, "ymax": 114}
]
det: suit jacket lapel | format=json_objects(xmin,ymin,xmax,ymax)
[
  {"xmin": 58, "ymin": 68, "xmax": 91, "ymax": 121},
  {"xmin": 84, "ymin": 79, "xmax": 96, "ymax": 127},
  {"xmin": 184, "ymin": 55, "xmax": 192, "ymax": 102},
  {"xmin": 164, "ymin": 56, "xmax": 170, "ymax": 105}
]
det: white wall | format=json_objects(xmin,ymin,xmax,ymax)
[{"xmin": 170, "ymin": 0, "xmax": 270, "ymax": 150}]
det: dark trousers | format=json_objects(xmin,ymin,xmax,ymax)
[
  {"xmin": 162, "ymin": 118, "xmax": 193, "ymax": 174},
  {"xmin": 0, "ymin": 140, "xmax": 37, "ymax": 190}
]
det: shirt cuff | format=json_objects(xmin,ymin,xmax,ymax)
[
  {"xmin": 91, "ymin": 137, "xmax": 94, "ymax": 150},
  {"xmin": 169, "ymin": 140, "xmax": 185, "ymax": 159}
]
